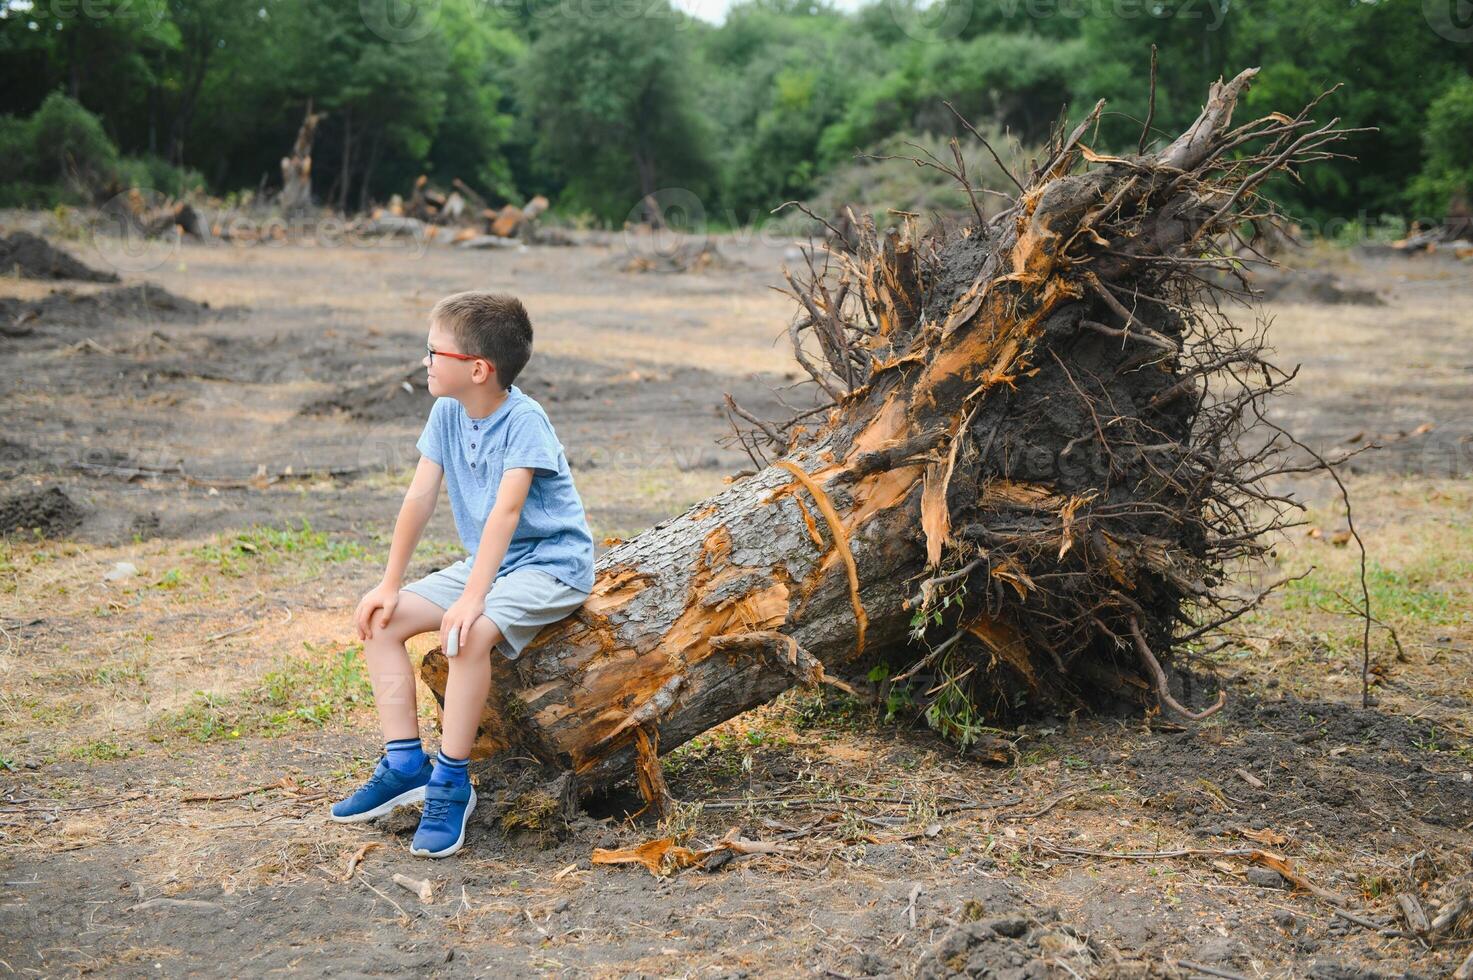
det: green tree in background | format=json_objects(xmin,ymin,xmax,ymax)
[
  {"xmin": 819, "ymin": 31, "xmax": 1085, "ymax": 171},
  {"xmin": 1, "ymin": 0, "xmax": 1469, "ymax": 229},
  {"xmin": 700, "ymin": 0, "xmax": 881, "ymax": 220},
  {"xmin": 1071, "ymin": 0, "xmax": 1467, "ymax": 227},
  {"xmin": 520, "ymin": 0, "xmax": 713, "ymax": 221},
  {"xmin": 1228, "ymin": 0, "xmax": 1461, "ymax": 227},
  {"xmin": 290, "ymin": 0, "xmax": 451, "ymax": 212},
  {"xmin": 428, "ymin": 0, "xmax": 523, "ymax": 204},
  {"xmin": 1411, "ymin": 75, "xmax": 1473, "ymax": 222}
]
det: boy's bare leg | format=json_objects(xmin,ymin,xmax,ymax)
[
  {"xmin": 362, "ymin": 591, "xmax": 446, "ymax": 743},
  {"xmin": 439, "ymin": 615, "xmax": 505, "ymax": 759}
]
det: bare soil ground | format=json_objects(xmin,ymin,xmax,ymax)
[{"xmin": 1, "ymin": 215, "xmax": 1471, "ymax": 978}]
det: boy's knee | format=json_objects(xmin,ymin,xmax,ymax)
[
  {"xmin": 364, "ymin": 618, "xmax": 417, "ymax": 647},
  {"xmin": 450, "ymin": 616, "xmax": 504, "ymax": 662}
]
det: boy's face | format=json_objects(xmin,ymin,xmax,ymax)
[{"xmin": 424, "ymin": 318, "xmax": 497, "ymax": 398}]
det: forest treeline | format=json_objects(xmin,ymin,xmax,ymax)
[{"xmin": 1, "ymin": 0, "xmax": 1470, "ymax": 231}]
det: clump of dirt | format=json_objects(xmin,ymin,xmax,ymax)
[
  {"xmin": 1105, "ymin": 692, "xmax": 1473, "ymax": 844},
  {"xmin": 0, "ymin": 231, "xmax": 118, "ymax": 282},
  {"xmin": 911, "ymin": 909, "xmax": 1097, "ymax": 979},
  {"xmin": 1248, "ymin": 267, "xmax": 1385, "ymax": 306},
  {"xmin": 0, "ymin": 439, "xmax": 31, "ymax": 476},
  {"xmin": 0, "ymin": 486, "xmax": 84, "ymax": 538}
]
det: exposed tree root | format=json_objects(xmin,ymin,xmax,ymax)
[{"xmin": 421, "ymin": 66, "xmax": 1362, "ymax": 806}]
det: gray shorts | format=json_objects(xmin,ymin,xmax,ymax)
[{"xmin": 401, "ymin": 560, "xmax": 590, "ymax": 660}]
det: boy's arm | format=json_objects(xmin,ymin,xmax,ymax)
[
  {"xmin": 438, "ymin": 467, "xmax": 533, "ymax": 648},
  {"xmin": 381, "ymin": 455, "xmax": 444, "ymax": 588},
  {"xmin": 356, "ymin": 455, "xmax": 442, "ymax": 641}
]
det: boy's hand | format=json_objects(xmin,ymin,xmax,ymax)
[
  {"xmin": 440, "ymin": 593, "xmax": 485, "ymax": 656},
  {"xmin": 355, "ymin": 582, "xmax": 400, "ymax": 641}
]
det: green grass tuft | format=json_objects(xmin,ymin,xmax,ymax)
[
  {"xmin": 149, "ymin": 641, "xmax": 373, "ymax": 742},
  {"xmin": 192, "ymin": 518, "xmax": 368, "ymax": 577}
]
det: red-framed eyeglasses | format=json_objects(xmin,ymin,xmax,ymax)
[{"xmin": 426, "ymin": 343, "xmax": 484, "ymax": 366}]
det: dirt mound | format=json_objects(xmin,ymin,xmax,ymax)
[
  {"xmin": 299, "ymin": 356, "xmax": 766, "ymax": 425},
  {"xmin": 911, "ymin": 909, "xmax": 1097, "ymax": 979},
  {"xmin": 0, "ymin": 486, "xmax": 84, "ymax": 539},
  {"xmin": 1250, "ymin": 267, "xmax": 1385, "ymax": 305},
  {"xmin": 59, "ymin": 283, "xmax": 211, "ymax": 320},
  {"xmin": 0, "ymin": 284, "xmax": 215, "ymax": 337},
  {"xmin": 113, "ymin": 331, "xmax": 394, "ymax": 385},
  {"xmin": 0, "ymin": 231, "xmax": 118, "ymax": 283},
  {"xmin": 615, "ymin": 239, "xmax": 742, "ymax": 274},
  {"xmin": 299, "ymin": 365, "xmax": 432, "ymax": 422},
  {"xmin": 1106, "ymin": 691, "xmax": 1473, "ymax": 844}
]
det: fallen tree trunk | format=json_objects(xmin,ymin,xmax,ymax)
[{"xmin": 422, "ymin": 68, "xmax": 1355, "ymax": 815}]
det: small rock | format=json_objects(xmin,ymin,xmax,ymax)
[
  {"xmin": 104, "ymin": 561, "xmax": 139, "ymax": 582},
  {"xmin": 1245, "ymin": 866, "xmax": 1287, "ymax": 888}
]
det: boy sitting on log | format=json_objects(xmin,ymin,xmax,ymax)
[{"xmin": 330, "ymin": 291, "xmax": 595, "ymax": 858}]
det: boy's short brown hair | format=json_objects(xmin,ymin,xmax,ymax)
[{"xmin": 431, "ymin": 291, "xmax": 533, "ymax": 389}]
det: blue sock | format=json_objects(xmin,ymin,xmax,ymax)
[
  {"xmin": 385, "ymin": 737, "xmax": 427, "ymax": 774},
  {"xmin": 431, "ymin": 749, "xmax": 470, "ymax": 787}
]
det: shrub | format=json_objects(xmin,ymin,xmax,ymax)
[
  {"xmin": 1410, "ymin": 75, "xmax": 1473, "ymax": 220},
  {"xmin": 28, "ymin": 92, "xmax": 120, "ymax": 194},
  {"xmin": 115, "ymin": 154, "xmax": 207, "ymax": 198}
]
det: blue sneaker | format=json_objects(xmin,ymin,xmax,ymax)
[
  {"xmin": 330, "ymin": 756, "xmax": 433, "ymax": 823},
  {"xmin": 409, "ymin": 780, "xmax": 477, "ymax": 858}
]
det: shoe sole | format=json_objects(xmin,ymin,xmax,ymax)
[
  {"xmin": 409, "ymin": 791, "xmax": 477, "ymax": 858},
  {"xmin": 329, "ymin": 783, "xmax": 428, "ymax": 823}
]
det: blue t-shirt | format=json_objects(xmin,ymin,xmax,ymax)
[{"xmin": 416, "ymin": 386, "xmax": 595, "ymax": 593}]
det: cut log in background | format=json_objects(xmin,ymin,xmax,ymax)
[{"xmin": 422, "ymin": 68, "xmax": 1358, "ymax": 820}]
